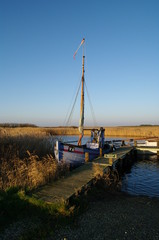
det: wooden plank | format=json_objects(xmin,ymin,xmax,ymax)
[
  {"xmin": 33, "ymin": 162, "xmax": 110, "ymax": 203},
  {"xmin": 104, "ymin": 147, "xmax": 133, "ymax": 162},
  {"xmin": 33, "ymin": 147, "xmax": 133, "ymax": 203}
]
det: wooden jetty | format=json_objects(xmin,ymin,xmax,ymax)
[
  {"xmin": 135, "ymin": 146, "xmax": 159, "ymax": 155},
  {"xmin": 33, "ymin": 147, "xmax": 133, "ymax": 203},
  {"xmin": 134, "ymin": 140, "xmax": 159, "ymax": 155}
]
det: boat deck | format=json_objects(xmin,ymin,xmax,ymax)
[{"xmin": 32, "ymin": 147, "xmax": 133, "ymax": 203}]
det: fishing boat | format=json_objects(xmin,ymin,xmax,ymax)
[{"xmin": 54, "ymin": 38, "xmax": 112, "ymax": 166}]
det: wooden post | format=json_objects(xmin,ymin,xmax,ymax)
[
  {"xmin": 134, "ymin": 140, "xmax": 137, "ymax": 147},
  {"xmin": 85, "ymin": 152, "xmax": 89, "ymax": 162},
  {"xmin": 99, "ymin": 148, "xmax": 102, "ymax": 157},
  {"xmin": 109, "ymin": 158, "xmax": 113, "ymax": 165}
]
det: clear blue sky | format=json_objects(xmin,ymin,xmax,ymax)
[{"xmin": 1, "ymin": 0, "xmax": 159, "ymax": 126}]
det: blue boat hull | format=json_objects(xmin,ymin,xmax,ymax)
[{"xmin": 54, "ymin": 141, "xmax": 111, "ymax": 167}]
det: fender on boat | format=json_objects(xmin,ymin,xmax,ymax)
[{"xmin": 54, "ymin": 140, "xmax": 60, "ymax": 161}]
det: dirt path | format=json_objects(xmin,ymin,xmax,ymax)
[{"xmin": 49, "ymin": 192, "xmax": 159, "ymax": 240}]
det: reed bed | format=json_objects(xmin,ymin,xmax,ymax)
[
  {"xmin": 46, "ymin": 126, "xmax": 159, "ymax": 138},
  {"xmin": 105, "ymin": 126, "xmax": 159, "ymax": 138},
  {"xmin": 0, "ymin": 126, "xmax": 46, "ymax": 136},
  {"xmin": 0, "ymin": 134, "xmax": 69, "ymax": 190},
  {"xmin": 1, "ymin": 125, "xmax": 159, "ymax": 138}
]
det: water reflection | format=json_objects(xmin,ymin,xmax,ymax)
[{"xmin": 121, "ymin": 155, "xmax": 159, "ymax": 198}]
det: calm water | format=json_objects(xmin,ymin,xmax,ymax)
[
  {"xmin": 121, "ymin": 155, "xmax": 159, "ymax": 198},
  {"xmin": 54, "ymin": 136, "xmax": 159, "ymax": 198}
]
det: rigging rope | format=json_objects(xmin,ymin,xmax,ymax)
[
  {"xmin": 65, "ymin": 80, "xmax": 81, "ymax": 126},
  {"xmin": 64, "ymin": 78, "xmax": 97, "ymax": 127},
  {"xmin": 63, "ymin": 67, "xmax": 82, "ymax": 126},
  {"xmin": 84, "ymin": 81, "xmax": 97, "ymax": 127}
]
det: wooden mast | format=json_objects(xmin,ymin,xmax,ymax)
[{"xmin": 78, "ymin": 38, "xmax": 85, "ymax": 145}]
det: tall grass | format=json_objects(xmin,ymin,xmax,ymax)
[
  {"xmin": 105, "ymin": 126, "xmax": 159, "ymax": 138},
  {"xmin": 0, "ymin": 134, "xmax": 69, "ymax": 190},
  {"xmin": 46, "ymin": 126, "xmax": 159, "ymax": 138},
  {"xmin": 1, "ymin": 125, "xmax": 159, "ymax": 138}
]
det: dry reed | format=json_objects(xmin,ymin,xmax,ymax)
[
  {"xmin": 93, "ymin": 163, "xmax": 104, "ymax": 178},
  {"xmin": 105, "ymin": 126, "xmax": 159, "ymax": 138},
  {"xmin": 1, "ymin": 125, "xmax": 159, "ymax": 138},
  {"xmin": 0, "ymin": 133, "xmax": 69, "ymax": 190},
  {"xmin": 44, "ymin": 126, "xmax": 159, "ymax": 138}
]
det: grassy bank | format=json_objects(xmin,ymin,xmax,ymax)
[{"xmin": 0, "ymin": 187, "xmax": 74, "ymax": 239}]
